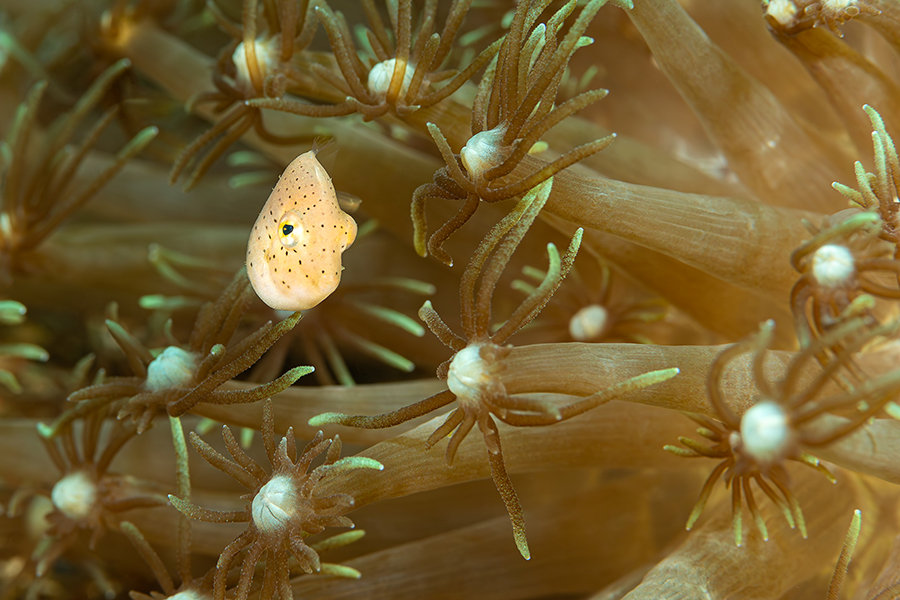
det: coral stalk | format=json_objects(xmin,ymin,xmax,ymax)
[
  {"xmin": 560, "ymin": 222, "xmax": 797, "ymax": 346},
  {"xmin": 540, "ymin": 162, "xmax": 819, "ymax": 295},
  {"xmin": 770, "ymin": 26, "xmax": 900, "ymax": 154},
  {"xmin": 627, "ymin": 0, "xmax": 853, "ymax": 211},
  {"xmin": 621, "ymin": 468, "xmax": 875, "ymax": 599}
]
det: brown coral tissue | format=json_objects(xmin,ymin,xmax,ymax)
[{"xmin": 9, "ymin": 0, "xmax": 900, "ymax": 598}]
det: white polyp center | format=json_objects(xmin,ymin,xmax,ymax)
[
  {"xmin": 460, "ymin": 126, "xmax": 508, "ymax": 182},
  {"xmin": 765, "ymin": 0, "xmax": 799, "ymax": 24},
  {"xmin": 169, "ymin": 591, "xmax": 209, "ymax": 600},
  {"xmin": 51, "ymin": 471, "xmax": 97, "ymax": 520},
  {"xmin": 739, "ymin": 401, "xmax": 792, "ymax": 465},
  {"xmin": 447, "ymin": 345, "xmax": 490, "ymax": 404},
  {"xmin": 251, "ymin": 475, "xmax": 300, "ymax": 535},
  {"xmin": 811, "ymin": 244, "xmax": 855, "ymax": 288},
  {"xmin": 146, "ymin": 346, "xmax": 197, "ymax": 392},
  {"xmin": 568, "ymin": 304, "xmax": 608, "ymax": 341},
  {"xmin": 232, "ymin": 37, "xmax": 280, "ymax": 92},
  {"xmin": 823, "ymin": 0, "xmax": 856, "ymax": 12},
  {"xmin": 367, "ymin": 59, "xmax": 413, "ymax": 99}
]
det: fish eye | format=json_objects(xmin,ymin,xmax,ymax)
[{"xmin": 278, "ymin": 214, "xmax": 303, "ymax": 248}]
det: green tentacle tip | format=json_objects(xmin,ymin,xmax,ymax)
[
  {"xmin": 886, "ymin": 401, "xmax": 900, "ymax": 420},
  {"xmin": 337, "ymin": 456, "xmax": 384, "ymax": 471},
  {"xmin": 733, "ymin": 511, "xmax": 743, "ymax": 547},
  {"xmin": 853, "ymin": 211, "xmax": 881, "ymax": 227},
  {"xmin": 167, "ymin": 494, "xmax": 192, "ymax": 516},
  {"xmin": 0, "ymin": 343, "xmax": 49, "ymax": 362},
  {"xmin": 572, "ymin": 227, "xmax": 584, "ymax": 243},
  {"xmin": 0, "ymin": 300, "xmax": 26, "ymax": 325},
  {"xmin": 354, "ymin": 302, "xmax": 425, "ymax": 337},
  {"xmin": 831, "ymin": 181, "xmax": 855, "ymax": 194},
  {"xmin": 686, "ymin": 501, "xmax": 706, "ymax": 531},
  {"xmin": 118, "ymin": 521, "xmax": 139, "ymax": 536},
  {"xmin": 320, "ymin": 564, "xmax": 362, "ymax": 579},
  {"xmin": 629, "ymin": 367, "xmax": 680, "ymax": 391},
  {"xmin": 797, "ymin": 511, "xmax": 808, "ymax": 539},
  {"xmin": 104, "ymin": 319, "xmax": 129, "ymax": 336},
  {"xmin": 799, "ymin": 451, "xmax": 836, "ymax": 483},
  {"xmin": 0, "ymin": 370, "xmax": 22, "ymax": 393},
  {"xmin": 515, "ymin": 533, "xmax": 531, "ymax": 561},
  {"xmin": 310, "ymin": 530, "xmax": 366, "ymax": 553},
  {"xmin": 308, "ymin": 412, "xmax": 346, "ymax": 426},
  {"xmin": 36, "ymin": 422, "xmax": 54, "ymax": 439},
  {"xmin": 846, "ymin": 509, "xmax": 862, "ymax": 550},
  {"xmin": 110, "ymin": 57, "xmax": 132, "ymax": 71},
  {"xmin": 754, "ymin": 516, "xmax": 769, "ymax": 542},
  {"xmin": 287, "ymin": 365, "xmax": 315, "ymax": 380},
  {"xmin": 653, "ymin": 367, "xmax": 680, "ymax": 382},
  {"xmin": 127, "ymin": 125, "xmax": 159, "ymax": 151},
  {"xmin": 663, "ymin": 444, "xmax": 696, "ymax": 457},
  {"xmin": 139, "ymin": 295, "xmax": 200, "ymax": 311},
  {"xmin": 863, "ymin": 104, "xmax": 883, "ymax": 127}
]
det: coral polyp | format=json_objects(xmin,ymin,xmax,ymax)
[
  {"xmin": 310, "ymin": 179, "xmax": 679, "ymax": 559},
  {"xmin": 63, "ymin": 269, "xmax": 309, "ymax": 433},
  {"xmin": 165, "ymin": 0, "xmax": 321, "ymax": 189},
  {"xmin": 667, "ymin": 318, "xmax": 900, "ymax": 545},
  {"xmin": 169, "ymin": 400, "xmax": 381, "ymax": 600}
]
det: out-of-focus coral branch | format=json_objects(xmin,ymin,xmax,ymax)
[{"xmin": 628, "ymin": 0, "xmax": 853, "ymax": 212}]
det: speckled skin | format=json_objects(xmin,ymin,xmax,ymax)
[{"xmin": 246, "ymin": 151, "xmax": 358, "ymax": 310}]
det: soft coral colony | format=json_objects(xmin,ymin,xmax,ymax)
[{"xmin": 6, "ymin": 0, "xmax": 900, "ymax": 598}]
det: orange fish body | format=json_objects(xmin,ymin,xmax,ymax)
[{"xmin": 246, "ymin": 151, "xmax": 358, "ymax": 311}]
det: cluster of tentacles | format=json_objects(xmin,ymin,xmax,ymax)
[
  {"xmin": 312, "ymin": 179, "xmax": 678, "ymax": 558},
  {"xmin": 411, "ymin": 0, "xmax": 625, "ymax": 265},
  {"xmin": 667, "ymin": 317, "xmax": 900, "ymax": 546},
  {"xmin": 166, "ymin": 0, "xmax": 321, "ymax": 189},
  {"xmin": 169, "ymin": 400, "xmax": 382, "ymax": 600},
  {"xmin": 57, "ymin": 269, "xmax": 307, "ymax": 433},
  {"xmin": 0, "ymin": 59, "xmax": 157, "ymax": 281}
]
